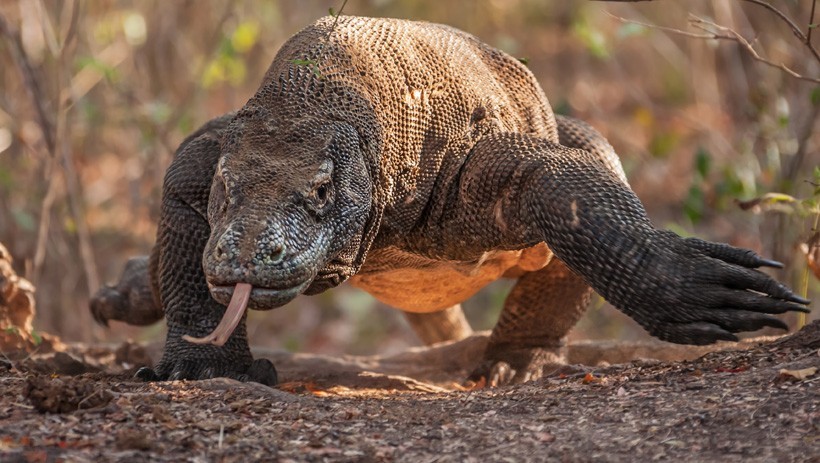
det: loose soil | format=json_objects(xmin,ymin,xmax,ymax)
[{"xmin": 1, "ymin": 323, "xmax": 818, "ymax": 462}]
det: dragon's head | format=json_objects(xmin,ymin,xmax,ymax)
[{"xmin": 201, "ymin": 106, "xmax": 373, "ymax": 315}]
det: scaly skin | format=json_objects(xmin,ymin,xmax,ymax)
[
  {"xmin": 93, "ymin": 16, "xmax": 809, "ymax": 386},
  {"xmin": 90, "ymin": 256, "xmax": 161, "ymax": 327}
]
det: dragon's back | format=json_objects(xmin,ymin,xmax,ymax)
[{"xmin": 257, "ymin": 16, "xmax": 558, "ymax": 231}]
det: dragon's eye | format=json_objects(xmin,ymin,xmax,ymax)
[
  {"xmin": 308, "ymin": 160, "xmax": 333, "ymax": 212},
  {"xmin": 312, "ymin": 182, "xmax": 331, "ymax": 208},
  {"xmin": 316, "ymin": 184, "xmax": 329, "ymax": 204}
]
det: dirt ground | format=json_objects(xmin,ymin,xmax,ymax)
[{"xmin": 0, "ymin": 323, "xmax": 818, "ymax": 463}]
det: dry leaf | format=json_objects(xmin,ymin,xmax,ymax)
[
  {"xmin": 582, "ymin": 373, "xmax": 601, "ymax": 384},
  {"xmin": 778, "ymin": 367, "xmax": 817, "ymax": 381},
  {"xmin": 304, "ymin": 382, "xmax": 330, "ymax": 397},
  {"xmin": 800, "ymin": 232, "xmax": 820, "ymax": 281},
  {"xmin": 460, "ymin": 376, "xmax": 486, "ymax": 391}
]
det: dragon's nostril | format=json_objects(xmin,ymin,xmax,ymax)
[
  {"xmin": 216, "ymin": 244, "xmax": 227, "ymax": 259},
  {"xmin": 215, "ymin": 227, "xmax": 240, "ymax": 262},
  {"xmin": 269, "ymin": 243, "xmax": 285, "ymax": 262}
]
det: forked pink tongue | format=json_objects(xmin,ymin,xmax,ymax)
[{"xmin": 182, "ymin": 283, "xmax": 252, "ymax": 347}]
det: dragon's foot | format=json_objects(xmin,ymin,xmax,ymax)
[
  {"xmin": 136, "ymin": 357, "xmax": 277, "ymax": 386},
  {"xmin": 90, "ymin": 256, "xmax": 163, "ymax": 327},
  {"xmin": 467, "ymin": 345, "xmax": 567, "ymax": 387},
  {"xmin": 139, "ymin": 285, "xmax": 277, "ymax": 386}
]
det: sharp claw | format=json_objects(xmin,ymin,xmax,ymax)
[
  {"xmin": 488, "ymin": 362, "xmax": 513, "ymax": 387},
  {"xmin": 758, "ymin": 258, "xmax": 784, "ymax": 268},
  {"xmin": 135, "ymin": 367, "xmax": 159, "ymax": 382},
  {"xmin": 248, "ymin": 359, "xmax": 278, "ymax": 386},
  {"xmin": 788, "ymin": 294, "xmax": 811, "ymax": 305}
]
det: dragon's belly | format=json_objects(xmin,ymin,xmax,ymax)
[{"xmin": 349, "ymin": 243, "xmax": 552, "ymax": 312}]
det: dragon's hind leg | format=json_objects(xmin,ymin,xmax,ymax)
[
  {"xmin": 469, "ymin": 258, "xmax": 592, "ymax": 386},
  {"xmin": 403, "ymin": 304, "xmax": 473, "ymax": 345},
  {"xmin": 90, "ymin": 254, "xmax": 163, "ymax": 327}
]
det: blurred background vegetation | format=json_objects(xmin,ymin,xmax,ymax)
[{"xmin": 0, "ymin": 0, "xmax": 817, "ymax": 355}]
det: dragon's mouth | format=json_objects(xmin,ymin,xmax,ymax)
[
  {"xmin": 303, "ymin": 270, "xmax": 344, "ymax": 294},
  {"xmin": 208, "ymin": 282, "xmax": 309, "ymax": 309},
  {"xmin": 184, "ymin": 280, "xmax": 311, "ymax": 347}
]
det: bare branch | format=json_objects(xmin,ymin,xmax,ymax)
[
  {"xmin": 596, "ymin": 0, "xmax": 820, "ymax": 66},
  {"xmin": 0, "ymin": 14, "xmax": 59, "ymax": 285},
  {"xmin": 688, "ymin": 15, "xmax": 820, "ymax": 84},
  {"xmin": 327, "ymin": 0, "xmax": 349, "ymax": 40},
  {"xmin": 0, "ymin": 15, "xmax": 55, "ymax": 153},
  {"xmin": 0, "ymin": 8, "xmax": 100, "ymax": 332},
  {"xmin": 605, "ymin": 9, "xmax": 820, "ymax": 84},
  {"xmin": 740, "ymin": 0, "xmax": 820, "ymax": 63},
  {"xmin": 604, "ymin": 12, "xmax": 714, "ymax": 40}
]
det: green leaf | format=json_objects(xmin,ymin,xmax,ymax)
[
  {"xmin": 759, "ymin": 192, "xmax": 798, "ymax": 204},
  {"xmin": 517, "ymin": 57, "xmax": 530, "ymax": 66},
  {"xmin": 291, "ymin": 59, "xmax": 322, "ymax": 78},
  {"xmin": 572, "ymin": 20, "xmax": 609, "ymax": 59},
  {"xmin": 802, "ymin": 198, "xmax": 819, "ymax": 213},
  {"xmin": 31, "ymin": 330, "xmax": 42, "ymax": 346},
  {"xmin": 737, "ymin": 192, "xmax": 799, "ymax": 214},
  {"xmin": 695, "ymin": 147, "xmax": 711, "ymax": 179},
  {"xmin": 75, "ymin": 56, "xmax": 120, "ymax": 83},
  {"xmin": 329, "ymin": 7, "xmax": 336, "ymax": 16},
  {"xmin": 811, "ymin": 87, "xmax": 820, "ymax": 106},
  {"xmin": 684, "ymin": 185, "xmax": 705, "ymax": 224},
  {"xmin": 0, "ymin": 168, "xmax": 13, "ymax": 188},
  {"xmin": 217, "ymin": 36, "xmax": 235, "ymax": 58},
  {"xmin": 715, "ymin": 168, "xmax": 747, "ymax": 209},
  {"xmin": 648, "ymin": 131, "xmax": 679, "ymax": 158}
]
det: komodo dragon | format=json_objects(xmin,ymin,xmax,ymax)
[{"xmin": 91, "ymin": 16, "xmax": 810, "ymax": 386}]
